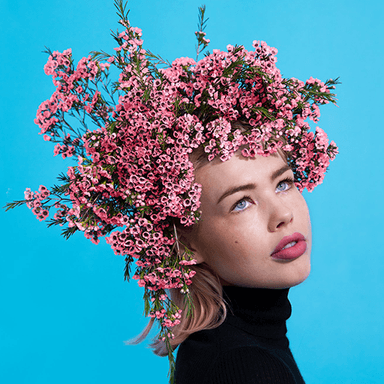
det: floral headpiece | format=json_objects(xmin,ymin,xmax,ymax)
[{"xmin": 6, "ymin": 1, "xmax": 338, "ymax": 381}]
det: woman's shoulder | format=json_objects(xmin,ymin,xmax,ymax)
[
  {"xmin": 175, "ymin": 322, "xmax": 301, "ymax": 384},
  {"xmin": 177, "ymin": 319, "xmax": 254, "ymax": 359}
]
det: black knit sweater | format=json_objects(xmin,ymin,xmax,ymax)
[{"xmin": 175, "ymin": 286, "xmax": 305, "ymax": 383}]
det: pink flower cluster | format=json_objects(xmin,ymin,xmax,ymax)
[
  {"xmin": 24, "ymin": 186, "xmax": 51, "ymax": 221},
  {"xmin": 134, "ymin": 264, "xmax": 196, "ymax": 290},
  {"xmin": 54, "ymin": 143, "xmax": 75, "ymax": 158},
  {"xmin": 35, "ymin": 49, "xmax": 110, "ymax": 145}
]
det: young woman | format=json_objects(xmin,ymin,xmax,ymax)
[
  {"xmin": 173, "ymin": 142, "xmax": 311, "ymax": 383},
  {"xmin": 7, "ymin": 3, "xmax": 338, "ymax": 383}
]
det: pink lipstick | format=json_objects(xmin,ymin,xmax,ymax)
[{"xmin": 271, "ymin": 232, "xmax": 307, "ymax": 260}]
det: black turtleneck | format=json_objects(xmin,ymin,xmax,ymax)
[{"xmin": 175, "ymin": 286, "xmax": 305, "ymax": 384}]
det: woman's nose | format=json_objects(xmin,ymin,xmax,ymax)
[{"xmin": 267, "ymin": 199, "xmax": 293, "ymax": 232}]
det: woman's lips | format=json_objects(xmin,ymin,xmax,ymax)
[{"xmin": 271, "ymin": 232, "xmax": 307, "ymax": 260}]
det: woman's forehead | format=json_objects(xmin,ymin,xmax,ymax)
[
  {"xmin": 194, "ymin": 151, "xmax": 288, "ymax": 190},
  {"xmin": 191, "ymin": 146, "xmax": 284, "ymax": 172}
]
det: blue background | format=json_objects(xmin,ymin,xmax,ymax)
[{"xmin": 1, "ymin": 0, "xmax": 383, "ymax": 383}]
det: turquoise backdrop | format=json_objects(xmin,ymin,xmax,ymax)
[{"xmin": 1, "ymin": 0, "xmax": 383, "ymax": 383}]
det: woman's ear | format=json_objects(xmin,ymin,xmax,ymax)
[{"xmin": 175, "ymin": 225, "xmax": 205, "ymax": 265}]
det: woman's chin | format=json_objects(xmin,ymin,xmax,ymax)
[
  {"xmin": 270, "ymin": 257, "xmax": 311, "ymax": 289},
  {"xmin": 284, "ymin": 261, "xmax": 311, "ymax": 288}
]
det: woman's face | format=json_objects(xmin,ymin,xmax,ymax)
[{"xmin": 185, "ymin": 150, "xmax": 312, "ymax": 289}]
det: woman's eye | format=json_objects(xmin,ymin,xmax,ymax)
[
  {"xmin": 232, "ymin": 197, "xmax": 253, "ymax": 212},
  {"xmin": 276, "ymin": 178, "xmax": 294, "ymax": 193}
]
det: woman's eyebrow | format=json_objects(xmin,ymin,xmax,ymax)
[
  {"xmin": 217, "ymin": 183, "xmax": 256, "ymax": 205},
  {"xmin": 216, "ymin": 165, "xmax": 292, "ymax": 205},
  {"xmin": 271, "ymin": 164, "xmax": 291, "ymax": 182}
]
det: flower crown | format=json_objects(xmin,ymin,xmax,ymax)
[{"xmin": 6, "ymin": 1, "xmax": 339, "ymax": 381}]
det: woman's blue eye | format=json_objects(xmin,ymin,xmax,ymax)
[
  {"xmin": 233, "ymin": 198, "xmax": 252, "ymax": 212},
  {"xmin": 276, "ymin": 179, "xmax": 293, "ymax": 192}
]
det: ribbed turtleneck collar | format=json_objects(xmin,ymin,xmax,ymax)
[{"xmin": 222, "ymin": 286, "xmax": 292, "ymax": 348}]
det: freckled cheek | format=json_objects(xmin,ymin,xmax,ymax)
[
  {"xmin": 295, "ymin": 194, "xmax": 310, "ymax": 222},
  {"xmin": 306, "ymin": 214, "xmax": 312, "ymax": 253},
  {"xmin": 197, "ymin": 223, "xmax": 226, "ymax": 253},
  {"xmin": 302, "ymin": 200, "xmax": 311, "ymax": 232},
  {"xmin": 199, "ymin": 225, "xmax": 242, "ymax": 261},
  {"xmin": 297, "ymin": 196, "xmax": 312, "ymax": 249}
]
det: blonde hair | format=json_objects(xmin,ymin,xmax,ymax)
[
  {"xmin": 130, "ymin": 221, "xmax": 227, "ymax": 355},
  {"xmin": 155, "ymin": 263, "xmax": 226, "ymax": 355}
]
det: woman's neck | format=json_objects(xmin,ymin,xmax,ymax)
[{"xmin": 222, "ymin": 286, "xmax": 292, "ymax": 347}]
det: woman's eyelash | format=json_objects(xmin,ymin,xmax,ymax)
[
  {"xmin": 277, "ymin": 177, "xmax": 295, "ymax": 188},
  {"xmin": 231, "ymin": 177, "xmax": 295, "ymax": 213},
  {"xmin": 231, "ymin": 195, "xmax": 254, "ymax": 213}
]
